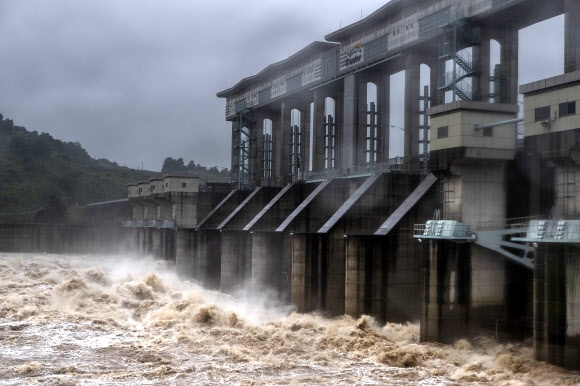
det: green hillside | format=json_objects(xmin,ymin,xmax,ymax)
[{"xmin": 0, "ymin": 114, "xmax": 154, "ymax": 221}]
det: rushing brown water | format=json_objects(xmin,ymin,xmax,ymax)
[{"xmin": 1, "ymin": 252, "xmax": 579, "ymax": 385}]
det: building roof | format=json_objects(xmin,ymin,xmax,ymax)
[
  {"xmin": 325, "ymin": 0, "xmax": 408, "ymax": 42},
  {"xmin": 163, "ymin": 172, "xmax": 199, "ymax": 178},
  {"xmin": 216, "ymin": 41, "xmax": 338, "ymax": 98},
  {"xmin": 519, "ymin": 69, "xmax": 580, "ymax": 95}
]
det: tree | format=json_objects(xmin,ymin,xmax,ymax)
[
  {"xmin": 34, "ymin": 193, "xmax": 69, "ymax": 223},
  {"xmin": 161, "ymin": 157, "xmax": 186, "ymax": 173}
]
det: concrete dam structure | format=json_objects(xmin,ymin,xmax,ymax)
[{"xmin": 125, "ymin": 0, "xmax": 580, "ymax": 370}]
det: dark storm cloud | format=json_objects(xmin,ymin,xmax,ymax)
[{"xmin": 0, "ymin": 0, "xmax": 565, "ymax": 171}]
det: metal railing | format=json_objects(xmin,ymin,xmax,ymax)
[
  {"xmin": 475, "ymin": 215, "xmax": 544, "ymax": 231},
  {"xmin": 414, "ymin": 221, "xmax": 473, "ymax": 238},
  {"xmin": 521, "ymin": 220, "xmax": 580, "ymax": 241},
  {"xmin": 304, "ymin": 157, "xmax": 409, "ymax": 182}
]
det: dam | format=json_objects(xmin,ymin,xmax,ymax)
[{"xmin": 5, "ymin": 0, "xmax": 577, "ymax": 370}]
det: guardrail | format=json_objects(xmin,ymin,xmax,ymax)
[
  {"xmin": 304, "ymin": 158, "xmax": 409, "ymax": 181},
  {"xmin": 414, "ymin": 221, "xmax": 473, "ymax": 238}
]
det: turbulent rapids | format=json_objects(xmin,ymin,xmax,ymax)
[{"xmin": 0, "ymin": 253, "xmax": 578, "ymax": 385}]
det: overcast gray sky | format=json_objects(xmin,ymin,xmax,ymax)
[{"xmin": 0, "ymin": 1, "xmax": 564, "ymax": 171}]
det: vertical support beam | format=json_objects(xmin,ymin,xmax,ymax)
[
  {"xmin": 312, "ymin": 91, "xmax": 327, "ymax": 171},
  {"xmin": 303, "ymin": 100, "xmax": 312, "ymax": 173},
  {"xmin": 151, "ymin": 228, "xmax": 161, "ymax": 258},
  {"xmin": 345, "ymin": 236, "xmax": 365, "ymax": 317},
  {"xmin": 378, "ymin": 73, "xmax": 390, "ymax": 161},
  {"xmin": 325, "ymin": 235, "xmax": 346, "ymax": 316},
  {"xmin": 220, "ymin": 230, "xmax": 252, "ymax": 293},
  {"xmin": 342, "ymin": 74, "xmax": 358, "ymax": 170},
  {"xmin": 431, "ymin": 54, "xmax": 445, "ymax": 107},
  {"xmin": 476, "ymin": 28, "xmax": 492, "ymax": 102},
  {"xmin": 500, "ymin": 24, "xmax": 518, "ymax": 104},
  {"xmin": 230, "ymin": 121, "xmax": 237, "ymax": 181},
  {"xmin": 534, "ymin": 245, "xmax": 567, "ymax": 367},
  {"xmin": 276, "ymin": 102, "xmax": 289, "ymax": 184},
  {"xmin": 195, "ymin": 229, "xmax": 221, "ymax": 289},
  {"xmin": 291, "ymin": 233, "xmax": 311, "ymax": 312},
  {"xmin": 565, "ymin": 0, "xmax": 580, "ymax": 73},
  {"xmin": 404, "ymin": 55, "xmax": 420, "ymax": 157},
  {"xmin": 254, "ymin": 111, "xmax": 266, "ymax": 186},
  {"xmin": 175, "ymin": 228, "xmax": 193, "ymax": 278},
  {"xmin": 251, "ymin": 232, "xmax": 284, "ymax": 294},
  {"xmin": 356, "ymin": 76, "xmax": 369, "ymax": 165}
]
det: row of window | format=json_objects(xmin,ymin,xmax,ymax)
[
  {"xmin": 535, "ymin": 101, "xmax": 576, "ymax": 121},
  {"xmin": 132, "ymin": 182, "xmax": 188, "ymax": 195},
  {"xmin": 436, "ymin": 125, "xmax": 493, "ymax": 138}
]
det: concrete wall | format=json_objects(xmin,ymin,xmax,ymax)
[{"xmin": 0, "ymin": 223, "xmax": 133, "ymax": 254}]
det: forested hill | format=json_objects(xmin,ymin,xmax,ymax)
[{"xmin": 0, "ymin": 114, "xmax": 153, "ymax": 218}]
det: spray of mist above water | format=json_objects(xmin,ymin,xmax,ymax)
[{"xmin": 0, "ymin": 252, "xmax": 579, "ymax": 385}]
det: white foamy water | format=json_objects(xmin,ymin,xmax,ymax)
[{"xmin": 0, "ymin": 252, "xmax": 578, "ymax": 385}]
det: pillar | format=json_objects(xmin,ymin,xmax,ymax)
[
  {"xmin": 220, "ymin": 230, "xmax": 252, "ymax": 293},
  {"xmin": 345, "ymin": 237, "xmax": 366, "ymax": 317},
  {"xmin": 291, "ymin": 233, "xmax": 311, "ymax": 312},
  {"xmin": 356, "ymin": 75, "xmax": 369, "ymax": 165},
  {"xmin": 312, "ymin": 91, "xmax": 327, "ymax": 171},
  {"xmin": 150, "ymin": 228, "xmax": 161, "ymax": 258},
  {"xmin": 251, "ymin": 232, "xmax": 284, "ymax": 295},
  {"xmin": 499, "ymin": 24, "xmax": 518, "ymax": 104},
  {"xmin": 421, "ymin": 240, "xmax": 471, "ymax": 342},
  {"xmin": 342, "ymin": 74, "xmax": 358, "ymax": 170},
  {"xmin": 325, "ymin": 234, "xmax": 346, "ymax": 316},
  {"xmin": 175, "ymin": 228, "xmax": 194, "ymax": 278},
  {"xmin": 534, "ymin": 245, "xmax": 567, "ymax": 367},
  {"xmin": 195, "ymin": 229, "xmax": 221, "ymax": 289},
  {"xmin": 476, "ymin": 28, "xmax": 492, "ymax": 101},
  {"xmin": 565, "ymin": 0, "xmax": 580, "ymax": 73},
  {"xmin": 378, "ymin": 74, "xmax": 390, "ymax": 160},
  {"xmin": 404, "ymin": 55, "xmax": 420, "ymax": 158}
]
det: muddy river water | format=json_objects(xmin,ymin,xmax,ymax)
[{"xmin": 0, "ymin": 252, "xmax": 578, "ymax": 385}]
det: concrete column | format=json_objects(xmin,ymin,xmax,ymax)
[
  {"xmin": 345, "ymin": 237, "xmax": 366, "ymax": 317},
  {"xmin": 175, "ymin": 229, "xmax": 194, "ymax": 278},
  {"xmin": 301, "ymin": 102, "xmax": 309, "ymax": 178},
  {"xmin": 421, "ymin": 240, "xmax": 470, "ymax": 342},
  {"xmin": 499, "ymin": 24, "xmax": 518, "ymax": 104},
  {"xmin": 431, "ymin": 54, "xmax": 445, "ymax": 107},
  {"xmin": 312, "ymin": 91, "xmax": 327, "ymax": 171},
  {"xmin": 356, "ymin": 75, "xmax": 369, "ymax": 165},
  {"xmin": 251, "ymin": 232, "xmax": 284, "ymax": 295},
  {"xmin": 325, "ymin": 234, "xmax": 346, "ymax": 316},
  {"xmin": 254, "ymin": 111, "xmax": 267, "ymax": 185},
  {"xmin": 150, "ymin": 228, "xmax": 161, "ymax": 258},
  {"xmin": 476, "ymin": 28, "xmax": 492, "ymax": 101},
  {"xmin": 534, "ymin": 246, "xmax": 568, "ymax": 367},
  {"xmin": 220, "ymin": 230, "xmax": 252, "ymax": 293},
  {"xmin": 378, "ymin": 74, "xmax": 390, "ymax": 161},
  {"xmin": 342, "ymin": 74, "xmax": 358, "ymax": 170},
  {"xmin": 565, "ymin": 0, "xmax": 580, "ymax": 73},
  {"xmin": 291, "ymin": 233, "xmax": 311, "ymax": 312},
  {"xmin": 276, "ymin": 102, "xmax": 292, "ymax": 184},
  {"xmin": 404, "ymin": 56, "xmax": 420, "ymax": 157},
  {"xmin": 195, "ymin": 229, "xmax": 221, "ymax": 289}
]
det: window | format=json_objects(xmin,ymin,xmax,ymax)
[
  {"xmin": 166, "ymin": 182, "xmax": 168, "ymax": 187},
  {"xmin": 535, "ymin": 106, "xmax": 551, "ymax": 121},
  {"xmin": 181, "ymin": 182, "xmax": 186, "ymax": 188},
  {"xmin": 483, "ymin": 127, "xmax": 493, "ymax": 137},
  {"xmin": 559, "ymin": 101, "xmax": 576, "ymax": 117},
  {"xmin": 152, "ymin": 185, "xmax": 155, "ymax": 190},
  {"xmin": 437, "ymin": 126, "xmax": 448, "ymax": 138}
]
